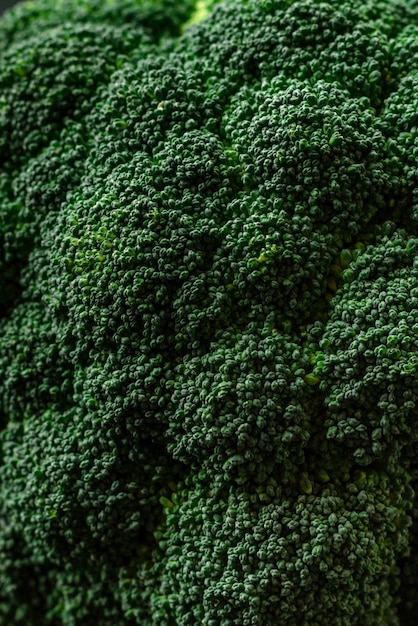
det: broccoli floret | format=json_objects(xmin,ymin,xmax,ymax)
[
  {"xmin": 1, "ymin": 0, "xmax": 418, "ymax": 624},
  {"xmin": 308, "ymin": 228, "xmax": 418, "ymax": 466},
  {"xmin": 0, "ymin": 0, "xmax": 195, "ymax": 51},
  {"xmin": 127, "ymin": 465, "xmax": 411, "ymax": 625}
]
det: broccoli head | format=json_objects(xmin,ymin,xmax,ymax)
[{"xmin": 0, "ymin": 0, "xmax": 418, "ymax": 624}]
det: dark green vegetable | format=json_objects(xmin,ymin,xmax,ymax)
[{"xmin": 0, "ymin": 0, "xmax": 417, "ymax": 623}]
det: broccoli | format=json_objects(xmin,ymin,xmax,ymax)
[{"xmin": 0, "ymin": 0, "xmax": 417, "ymax": 624}]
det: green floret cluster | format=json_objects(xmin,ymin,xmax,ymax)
[{"xmin": 0, "ymin": 0, "xmax": 418, "ymax": 624}]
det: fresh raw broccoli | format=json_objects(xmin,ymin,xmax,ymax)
[{"xmin": 0, "ymin": 0, "xmax": 417, "ymax": 624}]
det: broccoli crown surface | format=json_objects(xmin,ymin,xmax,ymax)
[{"xmin": 0, "ymin": 0, "xmax": 418, "ymax": 624}]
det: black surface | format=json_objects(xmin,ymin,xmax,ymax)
[{"xmin": 0, "ymin": 0, "xmax": 21, "ymax": 15}]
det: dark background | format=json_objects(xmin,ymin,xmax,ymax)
[{"xmin": 0, "ymin": 0, "xmax": 21, "ymax": 16}]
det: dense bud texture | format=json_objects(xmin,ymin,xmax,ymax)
[{"xmin": 0, "ymin": 0, "xmax": 418, "ymax": 624}]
